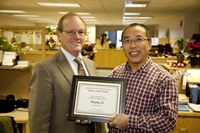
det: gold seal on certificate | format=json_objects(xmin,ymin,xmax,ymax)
[{"xmin": 67, "ymin": 75, "xmax": 127, "ymax": 123}]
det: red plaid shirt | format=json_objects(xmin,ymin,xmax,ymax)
[{"xmin": 108, "ymin": 57, "xmax": 178, "ymax": 133}]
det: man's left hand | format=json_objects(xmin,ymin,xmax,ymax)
[{"xmin": 109, "ymin": 114, "xmax": 128, "ymax": 131}]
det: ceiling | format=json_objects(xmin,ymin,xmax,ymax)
[{"xmin": 0, "ymin": 0, "xmax": 200, "ymax": 26}]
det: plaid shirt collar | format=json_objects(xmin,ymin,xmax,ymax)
[{"xmin": 125, "ymin": 56, "xmax": 152, "ymax": 74}]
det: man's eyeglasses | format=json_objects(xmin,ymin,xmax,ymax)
[
  {"xmin": 63, "ymin": 30, "xmax": 85, "ymax": 36},
  {"xmin": 122, "ymin": 37, "xmax": 150, "ymax": 45}
]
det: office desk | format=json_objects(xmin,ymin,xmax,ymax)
[
  {"xmin": 172, "ymin": 111, "xmax": 200, "ymax": 133},
  {"xmin": 0, "ymin": 66, "xmax": 31, "ymax": 99},
  {"xmin": 0, "ymin": 110, "xmax": 29, "ymax": 133},
  {"xmin": 161, "ymin": 63, "xmax": 187, "ymax": 74}
]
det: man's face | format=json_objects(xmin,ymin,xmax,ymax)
[
  {"xmin": 122, "ymin": 26, "xmax": 152, "ymax": 66},
  {"xmin": 57, "ymin": 16, "xmax": 86, "ymax": 57}
]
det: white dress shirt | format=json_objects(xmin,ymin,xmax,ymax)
[{"xmin": 60, "ymin": 47, "xmax": 89, "ymax": 76}]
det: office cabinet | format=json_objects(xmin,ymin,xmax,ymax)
[
  {"xmin": 172, "ymin": 112, "xmax": 200, "ymax": 133},
  {"xmin": 0, "ymin": 66, "xmax": 32, "ymax": 99}
]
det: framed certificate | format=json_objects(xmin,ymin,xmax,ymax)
[{"xmin": 67, "ymin": 75, "xmax": 127, "ymax": 123}]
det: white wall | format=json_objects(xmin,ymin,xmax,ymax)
[
  {"xmin": 156, "ymin": 13, "xmax": 200, "ymax": 39},
  {"xmin": 86, "ymin": 25, "xmax": 96, "ymax": 44},
  {"xmin": 154, "ymin": 13, "xmax": 200, "ymax": 49},
  {"xmin": 184, "ymin": 13, "xmax": 200, "ymax": 38},
  {"xmin": 157, "ymin": 15, "xmax": 184, "ymax": 39}
]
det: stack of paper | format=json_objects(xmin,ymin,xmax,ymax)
[
  {"xmin": 178, "ymin": 104, "xmax": 190, "ymax": 112},
  {"xmin": 13, "ymin": 61, "xmax": 29, "ymax": 68},
  {"xmin": 179, "ymin": 94, "xmax": 189, "ymax": 104},
  {"xmin": 188, "ymin": 103, "xmax": 200, "ymax": 112},
  {"xmin": 2, "ymin": 52, "xmax": 17, "ymax": 66}
]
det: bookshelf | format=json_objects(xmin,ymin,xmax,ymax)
[
  {"xmin": 0, "ymin": 26, "xmax": 46, "ymax": 63},
  {"xmin": 0, "ymin": 65, "xmax": 32, "ymax": 99}
]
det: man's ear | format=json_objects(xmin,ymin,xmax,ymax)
[
  {"xmin": 147, "ymin": 41, "xmax": 152, "ymax": 51},
  {"xmin": 57, "ymin": 31, "xmax": 61, "ymax": 37},
  {"xmin": 57, "ymin": 31, "xmax": 61, "ymax": 42}
]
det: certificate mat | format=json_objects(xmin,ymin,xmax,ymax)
[{"xmin": 67, "ymin": 75, "xmax": 127, "ymax": 123}]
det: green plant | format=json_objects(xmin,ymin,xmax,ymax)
[
  {"xmin": 0, "ymin": 36, "xmax": 18, "ymax": 52},
  {"xmin": 175, "ymin": 38, "xmax": 186, "ymax": 54}
]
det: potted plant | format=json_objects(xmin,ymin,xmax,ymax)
[
  {"xmin": 0, "ymin": 36, "xmax": 18, "ymax": 65},
  {"xmin": 0, "ymin": 36, "xmax": 18, "ymax": 52},
  {"xmin": 175, "ymin": 38, "xmax": 185, "ymax": 64},
  {"xmin": 183, "ymin": 34, "xmax": 200, "ymax": 68}
]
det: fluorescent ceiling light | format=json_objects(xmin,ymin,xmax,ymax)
[
  {"xmin": 124, "ymin": 16, "xmax": 152, "ymax": 19},
  {"xmin": 124, "ymin": 12, "xmax": 140, "ymax": 15},
  {"xmin": 58, "ymin": 12, "xmax": 91, "ymax": 16},
  {"xmin": 13, "ymin": 15, "xmax": 40, "ymax": 17},
  {"xmin": 125, "ymin": 3, "xmax": 147, "ymax": 8},
  {"xmin": 76, "ymin": 12, "xmax": 91, "ymax": 15},
  {"xmin": 123, "ymin": 20, "xmax": 147, "ymax": 25},
  {"xmin": 85, "ymin": 21, "xmax": 102, "ymax": 25},
  {"xmin": 36, "ymin": 2, "xmax": 80, "ymax": 7},
  {"xmin": 37, "ymin": 20, "xmax": 57, "ymax": 23},
  {"xmin": 123, "ymin": 21, "xmax": 145, "ymax": 25},
  {"xmin": 28, "ymin": 18, "xmax": 51, "ymax": 21},
  {"xmin": 83, "ymin": 20, "xmax": 99, "ymax": 24},
  {"xmin": 0, "ymin": 10, "xmax": 26, "ymax": 13},
  {"xmin": 83, "ymin": 19, "xmax": 98, "ymax": 22},
  {"xmin": 40, "ymin": 21, "xmax": 58, "ymax": 24},
  {"xmin": 81, "ymin": 16, "xmax": 96, "ymax": 19},
  {"xmin": 58, "ymin": 12, "xmax": 69, "ymax": 14},
  {"xmin": 123, "ymin": 19, "xmax": 147, "ymax": 22}
]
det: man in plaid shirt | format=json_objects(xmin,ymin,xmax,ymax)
[{"xmin": 108, "ymin": 23, "xmax": 178, "ymax": 133}]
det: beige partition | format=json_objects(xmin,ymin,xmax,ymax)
[
  {"xmin": 94, "ymin": 48, "xmax": 179, "ymax": 69},
  {"xmin": 18, "ymin": 51, "xmax": 44, "ymax": 64},
  {"xmin": 17, "ymin": 50, "xmax": 58, "ymax": 64},
  {"xmin": 17, "ymin": 48, "xmax": 180, "ymax": 69},
  {"xmin": 94, "ymin": 48, "xmax": 127, "ymax": 69}
]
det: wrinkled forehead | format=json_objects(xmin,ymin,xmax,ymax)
[{"xmin": 62, "ymin": 16, "xmax": 86, "ymax": 30}]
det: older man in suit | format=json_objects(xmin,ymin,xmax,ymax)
[{"xmin": 29, "ymin": 12, "xmax": 105, "ymax": 133}]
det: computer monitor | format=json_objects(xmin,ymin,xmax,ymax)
[{"xmin": 151, "ymin": 37, "xmax": 159, "ymax": 47}]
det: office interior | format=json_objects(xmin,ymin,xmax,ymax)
[{"xmin": 0, "ymin": 0, "xmax": 200, "ymax": 133}]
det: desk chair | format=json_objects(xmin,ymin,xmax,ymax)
[{"xmin": 0, "ymin": 116, "xmax": 19, "ymax": 133}]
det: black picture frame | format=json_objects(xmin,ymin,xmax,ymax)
[{"xmin": 67, "ymin": 75, "xmax": 127, "ymax": 123}]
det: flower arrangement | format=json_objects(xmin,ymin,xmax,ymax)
[
  {"xmin": 82, "ymin": 43, "xmax": 95, "ymax": 52},
  {"xmin": 183, "ymin": 33, "xmax": 200, "ymax": 59},
  {"xmin": 81, "ymin": 43, "xmax": 96, "ymax": 60}
]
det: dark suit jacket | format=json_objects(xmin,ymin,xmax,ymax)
[{"xmin": 29, "ymin": 50, "xmax": 104, "ymax": 133}]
